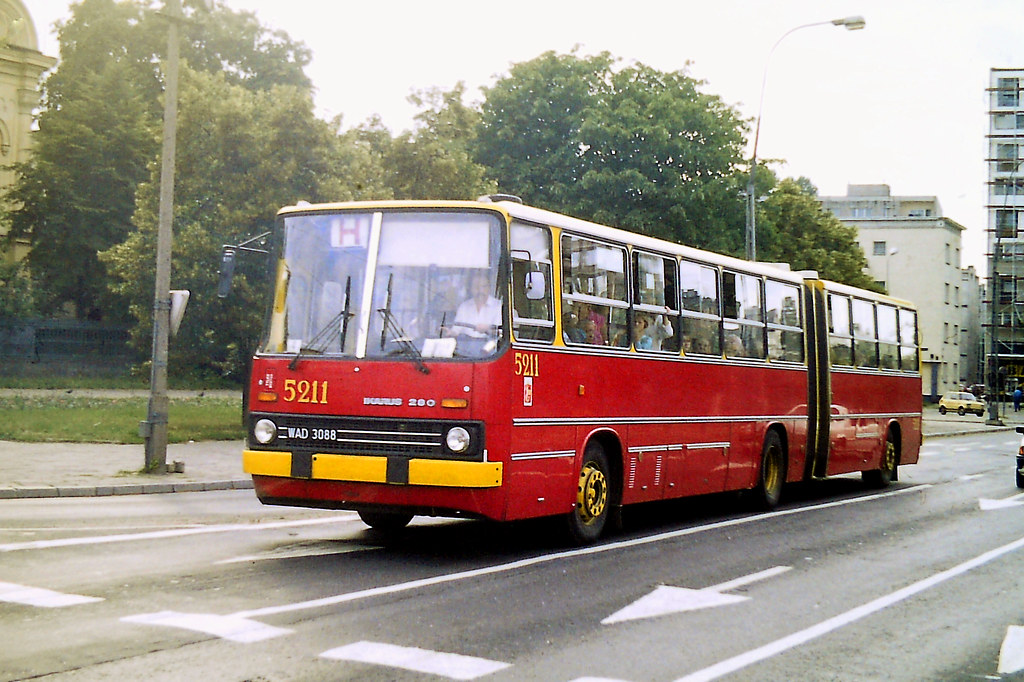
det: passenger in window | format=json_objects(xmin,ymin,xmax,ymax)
[
  {"xmin": 577, "ymin": 302, "xmax": 606, "ymax": 345},
  {"xmin": 725, "ymin": 333, "xmax": 746, "ymax": 358},
  {"xmin": 634, "ymin": 309, "xmax": 675, "ymax": 348},
  {"xmin": 563, "ymin": 310, "xmax": 586, "ymax": 343}
]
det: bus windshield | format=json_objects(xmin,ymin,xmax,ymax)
[{"xmin": 260, "ymin": 209, "xmax": 507, "ymax": 361}]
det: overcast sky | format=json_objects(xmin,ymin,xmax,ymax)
[{"xmin": 26, "ymin": 0, "xmax": 1024, "ymax": 275}]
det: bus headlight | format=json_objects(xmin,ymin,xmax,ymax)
[
  {"xmin": 446, "ymin": 426, "xmax": 471, "ymax": 453},
  {"xmin": 253, "ymin": 418, "xmax": 277, "ymax": 444}
]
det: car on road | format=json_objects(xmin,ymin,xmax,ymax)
[
  {"xmin": 1017, "ymin": 426, "xmax": 1024, "ymax": 488},
  {"xmin": 937, "ymin": 391, "xmax": 985, "ymax": 416}
]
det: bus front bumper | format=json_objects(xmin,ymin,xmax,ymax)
[{"xmin": 243, "ymin": 450, "xmax": 502, "ymax": 488}]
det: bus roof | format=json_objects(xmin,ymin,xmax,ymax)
[{"xmin": 277, "ymin": 199, "xmax": 914, "ymax": 309}]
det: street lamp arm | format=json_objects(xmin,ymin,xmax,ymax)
[
  {"xmin": 751, "ymin": 16, "xmax": 866, "ymax": 166},
  {"xmin": 744, "ymin": 15, "xmax": 865, "ymax": 262}
]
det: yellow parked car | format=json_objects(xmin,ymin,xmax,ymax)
[{"xmin": 938, "ymin": 391, "xmax": 985, "ymax": 416}]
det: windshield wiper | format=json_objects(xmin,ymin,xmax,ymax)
[
  {"xmin": 378, "ymin": 274, "xmax": 429, "ymax": 374},
  {"xmin": 289, "ymin": 276, "xmax": 354, "ymax": 370}
]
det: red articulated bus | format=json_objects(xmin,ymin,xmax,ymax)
[{"xmin": 235, "ymin": 197, "xmax": 922, "ymax": 544}]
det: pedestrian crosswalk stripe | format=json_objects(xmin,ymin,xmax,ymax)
[{"xmin": 321, "ymin": 641, "xmax": 511, "ymax": 680}]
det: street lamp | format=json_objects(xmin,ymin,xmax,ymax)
[{"xmin": 745, "ymin": 15, "xmax": 866, "ymax": 262}]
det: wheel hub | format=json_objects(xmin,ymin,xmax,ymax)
[{"xmin": 576, "ymin": 463, "xmax": 608, "ymax": 524}]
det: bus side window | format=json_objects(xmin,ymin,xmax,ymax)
[
  {"xmin": 679, "ymin": 261, "xmax": 720, "ymax": 356},
  {"xmin": 899, "ymin": 308, "xmax": 919, "ymax": 371},
  {"xmin": 852, "ymin": 298, "xmax": 878, "ymax": 368},
  {"xmin": 722, "ymin": 271, "xmax": 765, "ymax": 359},
  {"xmin": 511, "ymin": 222, "xmax": 555, "ymax": 343},
  {"xmin": 828, "ymin": 294, "xmax": 853, "ymax": 366},
  {"xmin": 633, "ymin": 251, "xmax": 680, "ymax": 352},
  {"xmin": 877, "ymin": 304, "xmax": 899, "ymax": 369}
]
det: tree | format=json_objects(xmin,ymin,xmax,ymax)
[
  {"xmin": 101, "ymin": 67, "xmax": 389, "ymax": 379},
  {"xmin": 474, "ymin": 50, "xmax": 748, "ymax": 254},
  {"xmin": 4, "ymin": 0, "xmax": 313, "ymax": 321},
  {"xmin": 758, "ymin": 178, "xmax": 879, "ymax": 290},
  {"xmin": 353, "ymin": 84, "xmax": 496, "ymax": 200}
]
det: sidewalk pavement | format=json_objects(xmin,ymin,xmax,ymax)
[{"xmin": 2, "ymin": 407, "xmax": 1024, "ymax": 500}]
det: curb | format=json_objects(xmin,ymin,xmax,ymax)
[
  {"xmin": 0, "ymin": 479, "xmax": 253, "ymax": 500},
  {"xmin": 925, "ymin": 425, "xmax": 1018, "ymax": 439}
]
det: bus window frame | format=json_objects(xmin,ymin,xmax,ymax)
[
  {"xmin": 510, "ymin": 220, "xmax": 555, "ymax": 345},
  {"xmin": 631, "ymin": 249, "xmax": 681, "ymax": 353},
  {"xmin": 560, "ymin": 232, "xmax": 630, "ymax": 349},
  {"xmin": 765, "ymin": 278, "xmax": 804, "ymax": 364}
]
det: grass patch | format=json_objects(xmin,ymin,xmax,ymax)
[{"xmin": 0, "ymin": 394, "xmax": 244, "ymax": 443}]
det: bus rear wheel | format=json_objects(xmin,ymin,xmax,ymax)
[
  {"xmin": 358, "ymin": 510, "xmax": 414, "ymax": 532},
  {"xmin": 754, "ymin": 431, "xmax": 785, "ymax": 510},
  {"xmin": 864, "ymin": 429, "xmax": 898, "ymax": 488},
  {"xmin": 565, "ymin": 443, "xmax": 611, "ymax": 545}
]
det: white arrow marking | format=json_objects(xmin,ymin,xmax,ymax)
[
  {"xmin": 0, "ymin": 581, "xmax": 102, "ymax": 608},
  {"xmin": 958, "ymin": 474, "xmax": 985, "ymax": 481},
  {"xmin": 999, "ymin": 626, "xmax": 1024, "ymax": 674},
  {"xmin": 602, "ymin": 566, "xmax": 791, "ymax": 625},
  {"xmin": 121, "ymin": 611, "xmax": 291, "ymax": 643},
  {"xmin": 979, "ymin": 492, "xmax": 1024, "ymax": 511},
  {"xmin": 320, "ymin": 641, "xmax": 510, "ymax": 680}
]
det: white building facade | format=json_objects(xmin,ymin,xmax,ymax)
[{"xmin": 819, "ymin": 184, "xmax": 978, "ymax": 400}]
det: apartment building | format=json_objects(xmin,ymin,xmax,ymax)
[{"xmin": 819, "ymin": 184, "xmax": 979, "ymax": 400}]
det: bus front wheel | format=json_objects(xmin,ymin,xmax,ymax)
[
  {"xmin": 565, "ymin": 443, "xmax": 611, "ymax": 545},
  {"xmin": 754, "ymin": 431, "xmax": 785, "ymax": 510}
]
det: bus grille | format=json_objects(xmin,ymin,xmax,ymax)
[{"xmin": 248, "ymin": 413, "xmax": 484, "ymax": 460}]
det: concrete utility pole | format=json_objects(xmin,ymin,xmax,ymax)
[{"xmin": 142, "ymin": 0, "xmax": 182, "ymax": 472}]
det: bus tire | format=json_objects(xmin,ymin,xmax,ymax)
[
  {"xmin": 754, "ymin": 431, "xmax": 785, "ymax": 510},
  {"xmin": 565, "ymin": 443, "xmax": 611, "ymax": 545},
  {"xmin": 863, "ymin": 428, "xmax": 898, "ymax": 488},
  {"xmin": 358, "ymin": 510, "xmax": 414, "ymax": 532}
]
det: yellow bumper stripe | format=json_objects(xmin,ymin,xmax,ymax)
[{"xmin": 243, "ymin": 450, "xmax": 502, "ymax": 488}]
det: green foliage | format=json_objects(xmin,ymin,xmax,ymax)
[
  {"xmin": 4, "ymin": 0, "xmax": 314, "ymax": 322},
  {"xmin": 0, "ymin": 260, "xmax": 37, "ymax": 318},
  {"xmin": 474, "ymin": 50, "xmax": 748, "ymax": 254},
  {"xmin": 352, "ymin": 84, "xmax": 496, "ymax": 200},
  {"xmin": 758, "ymin": 178, "xmax": 880, "ymax": 291},
  {"xmin": 100, "ymin": 67, "xmax": 387, "ymax": 379}
]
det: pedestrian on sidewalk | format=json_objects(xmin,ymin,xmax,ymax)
[{"xmin": 1014, "ymin": 387, "xmax": 1022, "ymax": 412}]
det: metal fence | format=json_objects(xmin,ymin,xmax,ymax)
[{"xmin": 0, "ymin": 319, "xmax": 134, "ymax": 376}]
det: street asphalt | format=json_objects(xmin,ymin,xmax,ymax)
[{"xmin": 1, "ymin": 405, "xmax": 1022, "ymax": 500}]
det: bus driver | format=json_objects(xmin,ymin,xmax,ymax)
[{"xmin": 448, "ymin": 274, "xmax": 502, "ymax": 339}]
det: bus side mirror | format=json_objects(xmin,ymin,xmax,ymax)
[
  {"xmin": 217, "ymin": 246, "xmax": 237, "ymax": 298},
  {"xmin": 525, "ymin": 271, "xmax": 546, "ymax": 300}
]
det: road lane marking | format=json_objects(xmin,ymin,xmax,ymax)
[
  {"xmin": 0, "ymin": 515, "xmax": 359, "ymax": 552},
  {"xmin": 999, "ymin": 625, "xmax": 1024, "ymax": 674},
  {"xmin": 602, "ymin": 567, "xmax": 791, "ymax": 625},
  {"xmin": 122, "ymin": 611, "xmax": 291, "ymax": 643},
  {"xmin": 121, "ymin": 486, "xmax": 927, "ymax": 641},
  {"xmin": 0, "ymin": 581, "xmax": 103, "ymax": 608},
  {"xmin": 320, "ymin": 641, "xmax": 510, "ymax": 680},
  {"xmin": 673, "ymin": 533, "xmax": 1024, "ymax": 682}
]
